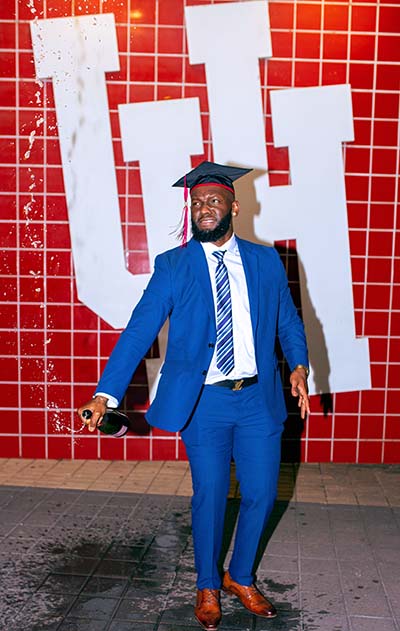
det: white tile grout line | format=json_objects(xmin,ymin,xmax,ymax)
[
  {"xmin": 353, "ymin": 0, "xmax": 368, "ymax": 467},
  {"xmin": 356, "ymin": 0, "xmax": 377, "ymax": 464},
  {"xmin": 43, "ymin": 0, "xmax": 49, "ymax": 460},
  {"xmin": 15, "ymin": 0, "xmax": 22, "ymax": 458},
  {"xmin": 332, "ymin": 0, "xmax": 354, "ymax": 467},
  {"xmin": 123, "ymin": 0, "xmax": 130, "ymax": 463},
  {"xmin": 382, "ymin": 56, "xmax": 400, "ymax": 465}
]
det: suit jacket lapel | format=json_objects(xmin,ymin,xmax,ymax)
[
  {"xmin": 187, "ymin": 239, "xmax": 216, "ymax": 325},
  {"xmin": 186, "ymin": 237, "xmax": 259, "ymax": 336},
  {"xmin": 236, "ymin": 237, "xmax": 259, "ymax": 339}
]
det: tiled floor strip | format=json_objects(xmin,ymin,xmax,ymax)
[{"xmin": 0, "ymin": 461, "xmax": 399, "ymax": 630}]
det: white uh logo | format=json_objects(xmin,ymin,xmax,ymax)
[{"xmin": 30, "ymin": 1, "xmax": 371, "ymax": 397}]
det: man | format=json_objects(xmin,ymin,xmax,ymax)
[{"xmin": 78, "ymin": 161, "xmax": 310, "ymax": 630}]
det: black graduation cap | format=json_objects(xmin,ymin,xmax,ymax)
[{"xmin": 172, "ymin": 161, "xmax": 252, "ymax": 194}]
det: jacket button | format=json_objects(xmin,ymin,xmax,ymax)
[
  {"xmin": 208, "ymin": 343, "xmax": 215, "ymax": 348},
  {"xmin": 202, "ymin": 370, "xmax": 207, "ymax": 376}
]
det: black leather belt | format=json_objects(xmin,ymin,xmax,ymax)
[{"xmin": 211, "ymin": 375, "xmax": 258, "ymax": 391}]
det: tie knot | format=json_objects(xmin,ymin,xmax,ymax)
[{"xmin": 212, "ymin": 250, "xmax": 226, "ymax": 263}]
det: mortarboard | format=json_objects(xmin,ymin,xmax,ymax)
[
  {"xmin": 173, "ymin": 161, "xmax": 252, "ymax": 194},
  {"xmin": 173, "ymin": 161, "xmax": 252, "ymax": 246}
]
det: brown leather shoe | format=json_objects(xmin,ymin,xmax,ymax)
[
  {"xmin": 222, "ymin": 571, "xmax": 277, "ymax": 618},
  {"xmin": 194, "ymin": 588, "xmax": 221, "ymax": 630}
]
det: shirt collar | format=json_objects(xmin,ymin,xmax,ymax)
[{"xmin": 200, "ymin": 233, "xmax": 238, "ymax": 257}]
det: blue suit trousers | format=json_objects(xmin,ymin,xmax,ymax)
[{"xmin": 181, "ymin": 382, "xmax": 283, "ymax": 590}]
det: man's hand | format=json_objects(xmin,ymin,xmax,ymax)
[
  {"xmin": 77, "ymin": 396, "xmax": 108, "ymax": 432},
  {"xmin": 289, "ymin": 366, "xmax": 310, "ymax": 419}
]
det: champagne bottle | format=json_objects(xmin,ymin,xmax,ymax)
[{"xmin": 82, "ymin": 408, "xmax": 130, "ymax": 437}]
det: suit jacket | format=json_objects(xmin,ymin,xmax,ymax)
[{"xmin": 96, "ymin": 237, "xmax": 308, "ymax": 431}]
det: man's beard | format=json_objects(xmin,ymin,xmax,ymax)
[{"xmin": 191, "ymin": 209, "xmax": 232, "ymax": 243}]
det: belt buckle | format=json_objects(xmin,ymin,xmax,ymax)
[{"xmin": 232, "ymin": 379, "xmax": 244, "ymax": 391}]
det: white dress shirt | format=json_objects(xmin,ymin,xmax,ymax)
[
  {"xmin": 201, "ymin": 234, "xmax": 257, "ymax": 384},
  {"xmin": 96, "ymin": 234, "xmax": 258, "ymax": 406}
]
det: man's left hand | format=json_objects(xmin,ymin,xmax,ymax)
[{"xmin": 290, "ymin": 366, "xmax": 310, "ymax": 419}]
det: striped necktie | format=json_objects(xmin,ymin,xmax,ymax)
[{"xmin": 213, "ymin": 250, "xmax": 234, "ymax": 375}]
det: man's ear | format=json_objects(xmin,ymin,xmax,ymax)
[{"xmin": 232, "ymin": 200, "xmax": 240, "ymax": 217}]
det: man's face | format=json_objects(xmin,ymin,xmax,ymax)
[{"xmin": 190, "ymin": 186, "xmax": 235, "ymax": 244}]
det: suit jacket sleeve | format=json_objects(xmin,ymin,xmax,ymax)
[
  {"xmin": 95, "ymin": 253, "xmax": 173, "ymax": 404},
  {"xmin": 274, "ymin": 249, "xmax": 308, "ymax": 371}
]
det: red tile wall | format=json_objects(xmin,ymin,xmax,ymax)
[{"xmin": 1, "ymin": 0, "xmax": 399, "ymax": 463}]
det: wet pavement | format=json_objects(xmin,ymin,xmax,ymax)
[{"xmin": 0, "ymin": 462, "xmax": 399, "ymax": 630}]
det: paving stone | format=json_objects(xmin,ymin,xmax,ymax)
[
  {"xmin": 299, "ymin": 558, "xmax": 339, "ymax": 575},
  {"xmin": 350, "ymin": 616, "xmax": 398, "ymax": 631},
  {"xmin": 329, "ymin": 517, "xmax": 362, "ymax": 531},
  {"xmin": 341, "ymin": 581, "xmax": 392, "ymax": 617},
  {"xmin": 125, "ymin": 577, "xmax": 173, "ymax": 595},
  {"xmin": 144, "ymin": 547, "xmax": 183, "ymax": 565},
  {"xmin": 38, "ymin": 573, "xmax": 88, "ymax": 595},
  {"xmin": 117, "ymin": 532, "xmax": 155, "ymax": 547},
  {"xmin": 23, "ymin": 509, "xmax": 62, "ymax": 526},
  {"xmin": 0, "ymin": 587, "xmax": 35, "ymax": 625},
  {"xmin": 59, "ymin": 618, "xmax": 109, "ymax": 630},
  {"xmin": 104, "ymin": 543, "xmax": 147, "ymax": 562},
  {"xmin": 9, "ymin": 591, "xmax": 75, "ymax": 631},
  {"xmin": 300, "ymin": 571, "xmax": 342, "ymax": 593},
  {"xmin": 9, "ymin": 524, "xmax": 53, "ymax": 539},
  {"xmin": 110, "ymin": 623, "xmax": 155, "ymax": 631},
  {"xmin": 106, "ymin": 493, "xmax": 142, "ymax": 506},
  {"xmin": 72, "ymin": 492, "xmax": 112, "ymax": 505},
  {"xmin": 0, "ymin": 522, "xmax": 14, "ymax": 536},
  {"xmin": 59, "ymin": 514, "xmax": 106, "ymax": 529},
  {"xmin": 267, "ymin": 527, "xmax": 298, "ymax": 544},
  {"xmin": 0, "ymin": 536, "xmax": 37, "ymax": 555},
  {"xmin": 254, "ymin": 609, "xmax": 302, "ymax": 630},
  {"xmin": 374, "ymin": 547, "xmax": 400, "ymax": 564},
  {"xmin": 257, "ymin": 553, "xmax": 298, "ymax": 573},
  {"xmin": 158, "ymin": 625, "xmax": 202, "ymax": 631},
  {"xmin": 130, "ymin": 560, "xmax": 177, "ymax": 581},
  {"xmin": 335, "ymin": 542, "xmax": 376, "ymax": 561},
  {"xmin": 257, "ymin": 571, "xmax": 299, "ymax": 611},
  {"xmin": 333, "ymin": 531, "xmax": 368, "ymax": 547},
  {"xmin": 51, "ymin": 555, "xmax": 100, "ymax": 576},
  {"xmin": 23, "ymin": 621, "xmax": 61, "ymax": 631},
  {"xmin": 81, "ymin": 576, "xmax": 129, "ymax": 597},
  {"xmin": 219, "ymin": 615, "xmax": 254, "ymax": 630},
  {"xmin": 203, "ymin": 594, "xmax": 255, "ymax": 629},
  {"xmin": 114, "ymin": 592, "xmax": 166, "ymax": 622},
  {"xmin": 94, "ymin": 558, "xmax": 138, "ymax": 578},
  {"xmin": 299, "ymin": 541, "xmax": 336, "ymax": 559},
  {"xmin": 68, "ymin": 594, "xmax": 119, "ymax": 620},
  {"xmin": 302, "ymin": 613, "xmax": 350, "ymax": 630},
  {"xmin": 381, "ymin": 587, "xmax": 400, "ymax": 613},
  {"xmin": 1, "ymin": 466, "xmax": 399, "ymax": 630},
  {"xmin": 0, "ymin": 509, "xmax": 34, "ymax": 524},
  {"xmin": 301, "ymin": 587, "xmax": 346, "ymax": 616},
  {"xmin": 42, "ymin": 500, "xmax": 81, "ymax": 514},
  {"xmin": 265, "ymin": 540, "xmax": 299, "ymax": 557}
]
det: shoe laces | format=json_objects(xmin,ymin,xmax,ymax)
[
  {"xmin": 243, "ymin": 584, "xmax": 263, "ymax": 602},
  {"xmin": 202, "ymin": 589, "xmax": 219, "ymax": 605}
]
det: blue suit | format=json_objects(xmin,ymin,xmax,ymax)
[
  {"xmin": 97, "ymin": 237, "xmax": 308, "ymax": 427},
  {"xmin": 97, "ymin": 237, "xmax": 308, "ymax": 589}
]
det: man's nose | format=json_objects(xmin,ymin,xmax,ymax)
[{"xmin": 198, "ymin": 201, "xmax": 213, "ymax": 212}]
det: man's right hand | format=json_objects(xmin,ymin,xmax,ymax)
[{"xmin": 77, "ymin": 396, "xmax": 108, "ymax": 433}]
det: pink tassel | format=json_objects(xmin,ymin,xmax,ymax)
[{"xmin": 181, "ymin": 174, "xmax": 189, "ymax": 248}]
